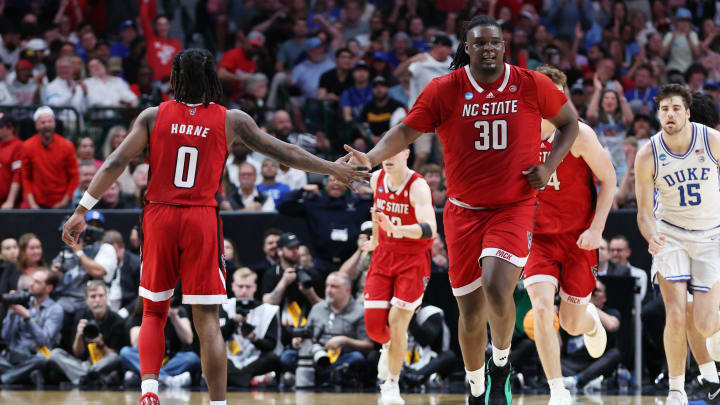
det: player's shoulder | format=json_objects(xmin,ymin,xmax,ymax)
[
  {"xmin": 370, "ymin": 169, "xmax": 382, "ymax": 188},
  {"xmin": 636, "ymin": 135, "xmax": 656, "ymax": 162},
  {"xmin": 409, "ymin": 173, "xmax": 431, "ymax": 194}
]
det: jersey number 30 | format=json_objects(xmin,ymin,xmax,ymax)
[
  {"xmin": 174, "ymin": 146, "xmax": 198, "ymax": 188},
  {"xmin": 474, "ymin": 119, "xmax": 508, "ymax": 151}
]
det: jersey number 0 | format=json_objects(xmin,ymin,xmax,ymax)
[{"xmin": 174, "ymin": 146, "xmax": 198, "ymax": 188}]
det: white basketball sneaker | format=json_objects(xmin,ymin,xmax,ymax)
[
  {"xmin": 706, "ymin": 329, "xmax": 720, "ymax": 362},
  {"xmin": 380, "ymin": 379, "xmax": 404, "ymax": 405},
  {"xmin": 548, "ymin": 388, "xmax": 572, "ymax": 405},
  {"xmin": 666, "ymin": 390, "xmax": 688, "ymax": 405},
  {"xmin": 583, "ymin": 303, "xmax": 607, "ymax": 358},
  {"xmin": 378, "ymin": 343, "xmax": 390, "ymax": 381}
]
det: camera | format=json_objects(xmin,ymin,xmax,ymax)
[
  {"xmin": 296, "ymin": 268, "xmax": 313, "ymax": 289},
  {"xmin": 235, "ymin": 299, "xmax": 260, "ymax": 316},
  {"xmin": 1, "ymin": 291, "xmax": 31, "ymax": 307},
  {"xmin": 312, "ymin": 344, "xmax": 330, "ymax": 368},
  {"xmin": 83, "ymin": 320, "xmax": 101, "ymax": 341}
]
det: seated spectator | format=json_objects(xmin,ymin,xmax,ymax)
[
  {"xmin": 563, "ymin": 280, "xmax": 622, "ymax": 391},
  {"xmin": 261, "ymin": 233, "xmax": 322, "ymax": 340},
  {"xmin": 629, "ymin": 115, "xmax": 653, "ymax": 146},
  {"xmin": 21, "ymin": 106, "xmax": 78, "ymax": 209},
  {"xmin": 110, "ymin": 20, "xmax": 137, "ymax": 58},
  {"xmin": 102, "ymin": 125, "xmax": 128, "ymax": 160},
  {"xmin": 0, "ymin": 238, "xmax": 20, "ymax": 295},
  {"xmin": 275, "ymin": 162, "xmax": 308, "ymax": 191},
  {"xmin": 569, "ymin": 81, "xmax": 589, "ymax": 118},
  {"xmin": 48, "ymin": 280, "xmax": 125, "ymax": 386},
  {"xmin": 217, "ymin": 30, "xmax": 260, "ymax": 93},
  {"xmin": 16, "ymin": 233, "xmax": 47, "ymax": 292},
  {"xmin": 624, "ymin": 63, "xmax": 657, "ymax": 116},
  {"xmin": 276, "ymin": 18, "xmax": 310, "ymax": 72},
  {"xmin": 44, "ymin": 56, "xmax": 87, "ymax": 119},
  {"xmin": 614, "ymin": 137, "xmax": 638, "ymax": 209},
  {"xmin": 71, "ymin": 160, "xmax": 98, "ymax": 207},
  {"xmin": 252, "ymin": 229, "xmax": 281, "ymax": 287},
  {"xmin": 431, "ymin": 233, "xmax": 449, "ymax": 274},
  {"xmin": 597, "ymin": 238, "xmax": 609, "ymax": 275},
  {"xmin": 221, "ymin": 268, "xmax": 281, "ymax": 387},
  {"xmin": 341, "ymin": 63, "xmax": 372, "ymax": 122},
  {"xmin": 270, "ymin": 110, "xmax": 321, "ymax": 156},
  {"xmin": 238, "ymin": 73, "xmax": 270, "ymax": 127},
  {"xmin": 257, "ymin": 159, "xmax": 291, "ymax": 206},
  {"xmin": 400, "ymin": 305, "xmax": 458, "ymax": 388},
  {"xmin": 132, "ymin": 163, "xmax": 149, "ymax": 207},
  {"xmin": 0, "ymin": 269, "xmax": 63, "ymax": 385},
  {"xmin": 7, "ymin": 59, "xmax": 43, "ymax": 105},
  {"xmin": 84, "ymin": 57, "xmax": 138, "ymax": 108},
  {"xmin": 120, "ymin": 296, "xmax": 199, "ymax": 387},
  {"xmin": 224, "ymin": 238, "xmax": 240, "ymax": 275},
  {"xmin": 685, "ymin": 63, "xmax": 709, "ymax": 93},
  {"xmin": 360, "ymin": 76, "xmax": 403, "ymax": 144},
  {"xmin": 388, "ymin": 69, "xmax": 410, "ymax": 108},
  {"xmin": 418, "ymin": 164, "xmax": 446, "ymax": 208},
  {"xmin": 339, "ymin": 222, "xmax": 373, "ymax": 300},
  {"xmin": 227, "ymin": 162, "xmax": 275, "ymax": 212},
  {"xmin": 317, "ymin": 48, "xmax": 354, "ymax": 106},
  {"xmin": 130, "ymin": 64, "xmax": 167, "ymax": 109},
  {"xmin": 299, "ymin": 245, "xmax": 314, "ymax": 269},
  {"xmin": 97, "ymin": 181, "xmax": 135, "ymax": 209},
  {"xmin": 290, "ymin": 37, "xmax": 336, "ymax": 100},
  {"xmin": 75, "ymin": 136, "xmax": 102, "ymax": 167},
  {"xmin": 606, "ymin": 235, "xmax": 647, "ymax": 300},
  {"xmin": 281, "ymin": 272, "xmax": 372, "ymax": 387},
  {"xmin": 52, "ymin": 211, "xmax": 118, "ymax": 314},
  {"xmin": 278, "ymin": 178, "xmax": 372, "ymax": 273},
  {"xmin": 226, "ymin": 140, "xmax": 262, "ymax": 189},
  {"xmin": 0, "ymin": 114, "xmax": 22, "ymax": 209},
  {"xmin": 102, "ymin": 230, "xmax": 140, "ymax": 318}
]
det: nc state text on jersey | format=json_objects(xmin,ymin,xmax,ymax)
[
  {"xmin": 462, "ymin": 100, "xmax": 519, "ymax": 117},
  {"xmin": 170, "ymin": 123, "xmax": 211, "ymax": 138},
  {"xmin": 376, "ymin": 198, "xmax": 409, "ymax": 215}
]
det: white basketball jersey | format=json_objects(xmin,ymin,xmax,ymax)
[{"xmin": 651, "ymin": 122, "xmax": 720, "ymax": 231}]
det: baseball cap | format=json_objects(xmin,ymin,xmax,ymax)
[
  {"xmin": 15, "ymin": 58, "xmax": 33, "ymax": 71},
  {"xmin": 519, "ymin": 10, "xmax": 535, "ymax": 21},
  {"xmin": 372, "ymin": 76, "xmax": 389, "ymax": 86},
  {"xmin": 0, "ymin": 112, "xmax": 13, "ymax": 127},
  {"xmin": 247, "ymin": 31, "xmax": 265, "ymax": 47},
  {"xmin": 85, "ymin": 210, "xmax": 105, "ymax": 225},
  {"xmin": 303, "ymin": 37, "xmax": 323, "ymax": 52},
  {"xmin": 25, "ymin": 38, "xmax": 47, "ymax": 52},
  {"xmin": 278, "ymin": 232, "xmax": 301, "ymax": 248},
  {"xmin": 33, "ymin": 106, "xmax": 55, "ymax": 122},
  {"xmin": 360, "ymin": 221, "xmax": 373, "ymax": 234},
  {"xmin": 431, "ymin": 33, "xmax": 453, "ymax": 48},
  {"xmin": 570, "ymin": 81, "xmax": 586, "ymax": 94},
  {"xmin": 675, "ymin": 8, "xmax": 692, "ymax": 20},
  {"xmin": 372, "ymin": 51, "xmax": 389, "ymax": 62},
  {"xmin": 118, "ymin": 20, "xmax": 134, "ymax": 31},
  {"xmin": 353, "ymin": 61, "xmax": 371, "ymax": 72}
]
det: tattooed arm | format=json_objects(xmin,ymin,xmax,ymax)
[{"xmin": 226, "ymin": 109, "xmax": 368, "ymax": 186}]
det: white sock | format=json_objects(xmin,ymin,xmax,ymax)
[
  {"xmin": 141, "ymin": 379, "xmax": 158, "ymax": 396},
  {"xmin": 700, "ymin": 362, "xmax": 720, "ymax": 383},
  {"xmin": 669, "ymin": 374, "xmax": 685, "ymax": 392},
  {"xmin": 492, "ymin": 344, "xmax": 510, "ymax": 367},
  {"xmin": 209, "ymin": 401, "xmax": 227, "ymax": 405},
  {"xmin": 466, "ymin": 368, "xmax": 485, "ymax": 397},
  {"xmin": 387, "ymin": 373, "xmax": 399, "ymax": 384},
  {"xmin": 548, "ymin": 377, "xmax": 565, "ymax": 393}
]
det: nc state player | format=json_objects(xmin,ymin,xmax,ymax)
[
  {"xmin": 362, "ymin": 149, "xmax": 436, "ymax": 405},
  {"xmin": 346, "ymin": 16, "xmax": 580, "ymax": 405},
  {"xmin": 524, "ymin": 65, "xmax": 616, "ymax": 405},
  {"xmin": 61, "ymin": 49, "xmax": 368, "ymax": 405}
]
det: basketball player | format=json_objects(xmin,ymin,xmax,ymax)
[
  {"xmin": 635, "ymin": 84, "xmax": 720, "ymax": 405},
  {"xmin": 362, "ymin": 149, "xmax": 436, "ymax": 405},
  {"xmin": 61, "ymin": 49, "xmax": 368, "ymax": 405},
  {"xmin": 345, "ymin": 16, "xmax": 580, "ymax": 405},
  {"xmin": 524, "ymin": 65, "xmax": 616, "ymax": 405}
]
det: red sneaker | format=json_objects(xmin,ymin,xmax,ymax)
[{"xmin": 140, "ymin": 392, "xmax": 160, "ymax": 405}]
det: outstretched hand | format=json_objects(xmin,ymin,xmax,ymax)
[
  {"xmin": 62, "ymin": 212, "xmax": 87, "ymax": 247},
  {"xmin": 343, "ymin": 144, "xmax": 372, "ymax": 169},
  {"xmin": 332, "ymin": 153, "xmax": 370, "ymax": 192}
]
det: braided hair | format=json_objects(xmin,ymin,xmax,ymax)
[
  {"xmin": 170, "ymin": 48, "xmax": 223, "ymax": 107},
  {"xmin": 449, "ymin": 15, "xmax": 501, "ymax": 71}
]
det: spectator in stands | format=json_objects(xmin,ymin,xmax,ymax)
[
  {"xmin": 607, "ymin": 235, "xmax": 647, "ymax": 300},
  {"xmin": 130, "ymin": 64, "xmax": 166, "ymax": 109},
  {"xmin": 92, "ymin": 41, "xmax": 112, "ymax": 64},
  {"xmin": 275, "ymin": 160, "xmax": 308, "ymax": 191},
  {"xmin": 341, "ymin": 0, "xmax": 370, "ymax": 44},
  {"xmin": 389, "ymin": 69, "xmax": 410, "ymax": 108},
  {"xmin": 277, "ymin": 177, "xmax": 372, "ymax": 273},
  {"xmin": 75, "ymin": 136, "xmax": 102, "ymax": 167},
  {"xmin": 110, "ymin": 20, "xmax": 136, "ymax": 59},
  {"xmin": 299, "ymin": 245, "xmax": 314, "ymax": 269},
  {"xmin": 277, "ymin": 18, "xmax": 310, "ymax": 72},
  {"xmin": 97, "ymin": 181, "xmax": 134, "ymax": 209},
  {"xmin": 76, "ymin": 31, "xmax": 97, "ymax": 63},
  {"xmin": 132, "ymin": 163, "xmax": 148, "ymax": 206},
  {"xmin": 662, "ymin": 8, "xmax": 701, "ymax": 74},
  {"xmin": 360, "ymin": 76, "xmax": 403, "ymax": 144},
  {"xmin": 563, "ymin": 280, "xmax": 622, "ymax": 391},
  {"xmin": 101, "ymin": 125, "xmax": 135, "ymax": 196},
  {"xmin": 52, "ymin": 211, "xmax": 118, "ymax": 314},
  {"xmin": 317, "ymin": 48, "xmax": 354, "ymax": 106},
  {"xmin": 226, "ymin": 139, "xmax": 261, "ymax": 189},
  {"xmin": 282, "ymin": 272, "xmax": 372, "ymax": 386},
  {"xmin": 257, "ymin": 159, "xmax": 291, "ymax": 207},
  {"xmin": 139, "ymin": 0, "xmax": 181, "ymax": 82},
  {"xmin": 227, "ymin": 162, "xmax": 275, "ymax": 212},
  {"xmin": 71, "ymin": 55, "xmax": 87, "ymax": 81},
  {"xmin": 217, "ymin": 30, "xmax": 261, "ymax": 92},
  {"xmin": 71, "ymin": 160, "xmax": 98, "ymax": 206},
  {"xmin": 102, "ymin": 230, "xmax": 140, "ymax": 318},
  {"xmin": 14, "ymin": 233, "xmax": 46, "ymax": 292},
  {"xmin": 0, "ymin": 238, "xmax": 20, "ymax": 295},
  {"xmin": 597, "ymin": 238, "xmax": 609, "ymax": 275},
  {"xmin": 7, "ymin": 58, "xmax": 43, "ymax": 105},
  {"xmin": 614, "ymin": 137, "xmax": 638, "ymax": 210},
  {"xmin": 624, "ymin": 63, "xmax": 658, "ymax": 116},
  {"xmin": 685, "ymin": 63, "xmax": 709, "ymax": 93},
  {"xmin": 387, "ymin": 32, "xmax": 411, "ymax": 70},
  {"xmin": 122, "ymin": 38, "xmax": 145, "ymax": 85},
  {"xmin": 84, "ymin": 57, "xmax": 138, "ymax": 108},
  {"xmin": 339, "ymin": 222, "xmax": 373, "ymax": 300},
  {"xmin": 0, "ymin": 237, "xmax": 19, "ymax": 265},
  {"xmin": 262, "ymin": 232, "xmax": 322, "ymax": 340},
  {"xmin": 224, "ymin": 238, "xmax": 240, "ymax": 275},
  {"xmin": 0, "ymin": 114, "xmax": 22, "ymax": 209},
  {"xmin": 546, "ymin": 0, "xmax": 594, "ymax": 40},
  {"xmin": 253, "ymin": 229, "xmax": 282, "ymax": 284},
  {"xmin": 238, "ymin": 73, "xmax": 270, "ymax": 127},
  {"xmin": 221, "ymin": 268, "xmax": 282, "ymax": 387},
  {"xmin": 269, "ymin": 110, "xmax": 319, "ymax": 156},
  {"xmin": 48, "ymin": 280, "xmax": 125, "ymax": 386},
  {"xmin": 630, "ymin": 114, "xmax": 653, "ymax": 144},
  {"xmin": 341, "ymin": 62, "xmax": 372, "ymax": 122},
  {"xmin": 587, "ymin": 77, "xmax": 634, "ymax": 184},
  {"xmin": 290, "ymin": 37, "xmax": 336, "ymax": 100},
  {"xmin": 44, "ymin": 56, "xmax": 87, "ymax": 116},
  {"xmin": 0, "ymin": 268, "xmax": 63, "ymax": 385},
  {"xmin": 0, "ymin": 24, "xmax": 21, "ymax": 66},
  {"xmin": 418, "ymin": 163, "xmax": 446, "ymax": 208},
  {"xmin": 120, "ymin": 296, "xmax": 199, "ymax": 388},
  {"xmin": 397, "ymin": 34, "xmax": 453, "ymax": 169}
]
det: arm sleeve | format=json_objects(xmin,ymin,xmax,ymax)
[
  {"xmin": 251, "ymin": 314, "xmax": 278, "ymax": 352},
  {"xmin": 407, "ymin": 313, "xmax": 442, "ymax": 347},
  {"xmin": 31, "ymin": 303, "xmax": 64, "ymax": 347},
  {"xmin": 95, "ymin": 244, "xmax": 119, "ymax": 283},
  {"xmin": 21, "ymin": 143, "xmax": 33, "ymax": 198},
  {"xmin": 65, "ymin": 145, "xmax": 79, "ymax": 197},
  {"xmin": 276, "ymin": 189, "xmax": 307, "ymax": 216},
  {"xmin": 402, "ymin": 78, "xmax": 442, "ymax": 133},
  {"xmin": 532, "ymin": 71, "xmax": 568, "ymax": 118}
]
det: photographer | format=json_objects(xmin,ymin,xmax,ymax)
[
  {"xmin": 262, "ymin": 233, "xmax": 322, "ymax": 342},
  {"xmin": 52, "ymin": 211, "xmax": 118, "ymax": 314},
  {"xmin": 120, "ymin": 290, "xmax": 199, "ymax": 388},
  {"xmin": 102, "ymin": 230, "xmax": 140, "ymax": 318},
  {"xmin": 221, "ymin": 268, "xmax": 281, "ymax": 387},
  {"xmin": 282, "ymin": 272, "xmax": 372, "ymax": 386},
  {"xmin": 0, "ymin": 269, "xmax": 63, "ymax": 385},
  {"xmin": 48, "ymin": 280, "xmax": 125, "ymax": 386}
]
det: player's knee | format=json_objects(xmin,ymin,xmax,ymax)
[
  {"xmin": 559, "ymin": 313, "xmax": 584, "ymax": 336},
  {"xmin": 459, "ymin": 311, "xmax": 484, "ymax": 332},
  {"xmin": 532, "ymin": 302, "xmax": 555, "ymax": 325},
  {"xmin": 693, "ymin": 314, "xmax": 718, "ymax": 338},
  {"xmin": 484, "ymin": 287, "xmax": 512, "ymax": 311},
  {"xmin": 664, "ymin": 305, "xmax": 686, "ymax": 329}
]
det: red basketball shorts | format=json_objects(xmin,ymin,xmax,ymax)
[
  {"xmin": 444, "ymin": 200, "xmax": 535, "ymax": 296},
  {"xmin": 524, "ymin": 230, "xmax": 598, "ymax": 305},
  {"xmin": 363, "ymin": 245, "xmax": 431, "ymax": 311},
  {"xmin": 139, "ymin": 203, "xmax": 227, "ymax": 305}
]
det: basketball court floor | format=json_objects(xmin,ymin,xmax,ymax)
[{"xmin": 0, "ymin": 390, "xmax": 665, "ymax": 405}]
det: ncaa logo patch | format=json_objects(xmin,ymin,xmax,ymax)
[
  {"xmin": 378, "ymin": 187, "xmax": 383, "ymax": 193},
  {"xmin": 189, "ymin": 108, "xmax": 196, "ymax": 115},
  {"xmin": 659, "ymin": 154, "xmax": 667, "ymax": 161},
  {"xmin": 464, "ymin": 92, "xmax": 474, "ymax": 100},
  {"xmin": 509, "ymin": 85, "xmax": 517, "ymax": 93}
]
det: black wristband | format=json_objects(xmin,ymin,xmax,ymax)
[{"xmin": 419, "ymin": 222, "xmax": 432, "ymax": 239}]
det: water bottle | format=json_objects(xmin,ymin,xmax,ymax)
[{"xmin": 617, "ymin": 365, "xmax": 631, "ymax": 393}]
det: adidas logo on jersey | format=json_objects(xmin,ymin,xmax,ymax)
[{"xmin": 485, "ymin": 92, "xmax": 495, "ymax": 98}]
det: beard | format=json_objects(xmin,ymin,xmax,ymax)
[{"xmin": 663, "ymin": 118, "xmax": 688, "ymax": 135}]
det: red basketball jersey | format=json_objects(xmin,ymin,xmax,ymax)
[
  {"xmin": 375, "ymin": 169, "xmax": 433, "ymax": 254},
  {"xmin": 145, "ymin": 101, "xmax": 227, "ymax": 206},
  {"xmin": 534, "ymin": 134, "xmax": 596, "ymax": 234},
  {"xmin": 403, "ymin": 64, "xmax": 567, "ymax": 208}
]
